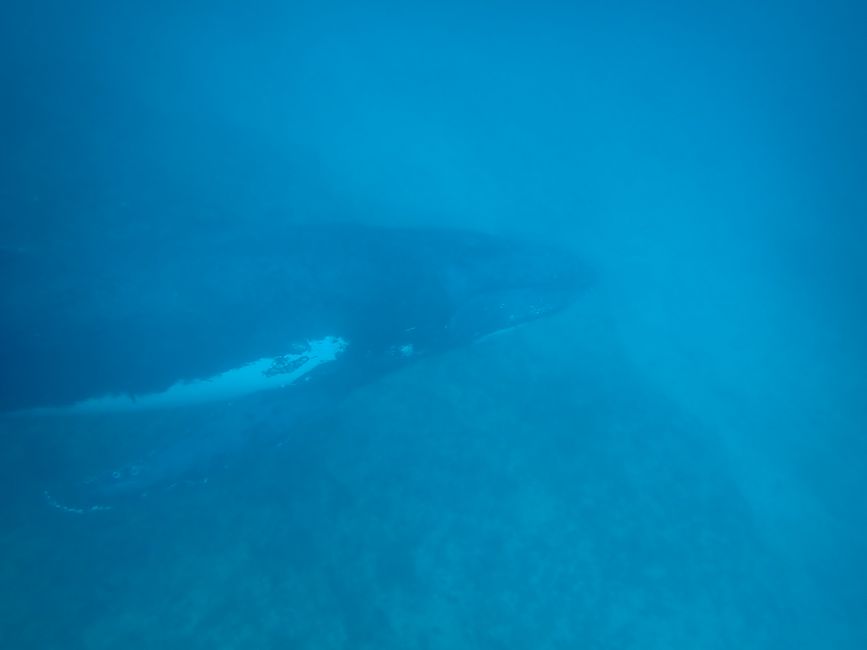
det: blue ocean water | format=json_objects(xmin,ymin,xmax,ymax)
[{"xmin": 1, "ymin": 1, "xmax": 865, "ymax": 648}]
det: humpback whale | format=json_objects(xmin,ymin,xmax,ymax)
[{"xmin": 1, "ymin": 223, "xmax": 589, "ymax": 511}]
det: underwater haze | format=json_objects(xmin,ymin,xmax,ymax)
[{"xmin": 1, "ymin": 0, "xmax": 866, "ymax": 648}]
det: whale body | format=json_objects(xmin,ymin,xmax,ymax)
[{"xmin": 1, "ymin": 223, "xmax": 589, "ymax": 510}]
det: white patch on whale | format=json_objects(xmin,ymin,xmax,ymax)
[{"xmin": 36, "ymin": 335, "xmax": 348, "ymax": 415}]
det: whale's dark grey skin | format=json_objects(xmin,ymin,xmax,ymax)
[{"xmin": 1, "ymin": 223, "xmax": 589, "ymax": 511}]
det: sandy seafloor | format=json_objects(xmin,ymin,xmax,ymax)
[
  {"xmin": 0, "ymin": 301, "xmax": 781, "ymax": 648},
  {"xmin": 2, "ymin": 275, "xmax": 864, "ymax": 649}
]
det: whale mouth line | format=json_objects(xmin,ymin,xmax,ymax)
[{"xmin": 43, "ymin": 490, "xmax": 113, "ymax": 515}]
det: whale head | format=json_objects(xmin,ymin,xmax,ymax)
[{"xmin": 433, "ymin": 231, "xmax": 590, "ymax": 344}]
